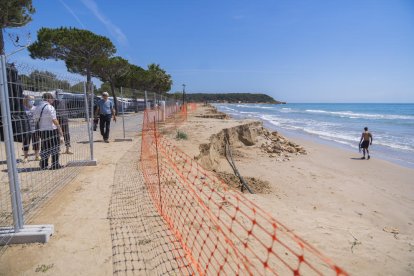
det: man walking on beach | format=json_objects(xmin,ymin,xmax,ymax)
[
  {"xmin": 359, "ymin": 127, "xmax": 373, "ymax": 159},
  {"xmin": 95, "ymin": 91, "xmax": 116, "ymax": 143}
]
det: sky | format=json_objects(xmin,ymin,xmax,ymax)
[{"xmin": 3, "ymin": 0, "xmax": 414, "ymax": 103}]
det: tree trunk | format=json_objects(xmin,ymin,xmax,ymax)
[
  {"xmin": 0, "ymin": 28, "xmax": 5, "ymax": 55},
  {"xmin": 110, "ymin": 81, "xmax": 118, "ymax": 115},
  {"xmin": 86, "ymin": 71, "xmax": 92, "ymax": 93}
]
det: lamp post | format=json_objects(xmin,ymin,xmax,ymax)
[{"xmin": 182, "ymin": 84, "xmax": 186, "ymax": 105}]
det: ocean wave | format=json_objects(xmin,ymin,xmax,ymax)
[
  {"xmin": 217, "ymin": 104, "xmax": 414, "ymax": 156},
  {"xmin": 220, "ymin": 106, "xmax": 238, "ymax": 112},
  {"xmin": 234, "ymin": 104, "xmax": 276, "ymax": 110},
  {"xmin": 302, "ymin": 128, "xmax": 414, "ymax": 152},
  {"xmin": 302, "ymin": 128, "xmax": 358, "ymax": 142},
  {"xmin": 373, "ymin": 141, "xmax": 414, "ymax": 152},
  {"xmin": 305, "ymin": 109, "xmax": 414, "ymax": 120}
]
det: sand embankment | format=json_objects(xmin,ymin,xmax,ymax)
[{"xmin": 166, "ymin": 104, "xmax": 414, "ymax": 276}]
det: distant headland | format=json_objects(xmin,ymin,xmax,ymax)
[{"xmin": 184, "ymin": 93, "xmax": 286, "ymax": 104}]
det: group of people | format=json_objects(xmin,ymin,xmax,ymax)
[
  {"xmin": 22, "ymin": 91, "xmax": 116, "ymax": 170},
  {"xmin": 22, "ymin": 92, "xmax": 71, "ymax": 169}
]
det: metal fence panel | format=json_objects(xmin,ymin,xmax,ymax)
[{"xmin": 0, "ymin": 58, "xmax": 94, "ymax": 251}]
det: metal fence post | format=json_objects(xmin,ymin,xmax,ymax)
[
  {"xmin": 144, "ymin": 90, "xmax": 147, "ymax": 109},
  {"xmin": 0, "ymin": 55, "xmax": 53, "ymax": 245},
  {"xmin": 154, "ymin": 117, "xmax": 162, "ymax": 214},
  {"xmin": 64, "ymin": 82, "xmax": 97, "ymax": 167},
  {"xmin": 114, "ymin": 87, "xmax": 132, "ymax": 142},
  {"xmin": 90, "ymin": 84, "xmax": 95, "ymax": 159},
  {"xmin": 83, "ymin": 81, "xmax": 93, "ymax": 161},
  {"xmin": 145, "ymin": 90, "xmax": 151, "ymax": 110},
  {"xmin": 121, "ymin": 87, "xmax": 126, "ymax": 139},
  {"xmin": 0, "ymin": 55, "xmax": 24, "ymax": 231}
]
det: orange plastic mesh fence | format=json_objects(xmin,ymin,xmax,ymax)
[{"xmin": 141, "ymin": 107, "xmax": 347, "ymax": 275}]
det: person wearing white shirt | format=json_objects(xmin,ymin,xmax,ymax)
[{"xmin": 33, "ymin": 93, "xmax": 64, "ymax": 170}]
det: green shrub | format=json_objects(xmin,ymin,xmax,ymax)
[{"xmin": 176, "ymin": 130, "xmax": 188, "ymax": 140}]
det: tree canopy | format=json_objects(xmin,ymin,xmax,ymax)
[
  {"xmin": 121, "ymin": 64, "xmax": 148, "ymax": 91},
  {"xmin": 23, "ymin": 21, "xmax": 173, "ymax": 98},
  {"xmin": 146, "ymin": 63, "xmax": 172, "ymax": 94},
  {"xmin": 17, "ymin": 70, "xmax": 91, "ymax": 93},
  {"xmin": 94, "ymin": 56, "xmax": 130, "ymax": 113},
  {"xmin": 28, "ymin": 27, "xmax": 116, "ymax": 90},
  {"xmin": 0, "ymin": 0, "xmax": 35, "ymax": 54},
  {"xmin": 19, "ymin": 70, "xmax": 70, "ymax": 91}
]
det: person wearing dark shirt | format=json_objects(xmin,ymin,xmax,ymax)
[{"xmin": 54, "ymin": 90, "xmax": 73, "ymax": 154}]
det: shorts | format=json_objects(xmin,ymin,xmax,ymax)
[{"xmin": 361, "ymin": 140, "xmax": 370, "ymax": 149}]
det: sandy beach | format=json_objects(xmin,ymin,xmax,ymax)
[
  {"xmin": 165, "ymin": 105, "xmax": 414, "ymax": 275},
  {"xmin": 0, "ymin": 106, "xmax": 413, "ymax": 275}
]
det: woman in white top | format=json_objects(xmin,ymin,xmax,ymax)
[{"xmin": 34, "ymin": 93, "xmax": 64, "ymax": 170}]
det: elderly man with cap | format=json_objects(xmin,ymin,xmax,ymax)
[
  {"xmin": 34, "ymin": 92, "xmax": 64, "ymax": 170},
  {"xmin": 95, "ymin": 91, "xmax": 116, "ymax": 143}
]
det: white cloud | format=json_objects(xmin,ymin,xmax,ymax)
[
  {"xmin": 81, "ymin": 0, "xmax": 128, "ymax": 46},
  {"xmin": 59, "ymin": 0, "xmax": 86, "ymax": 28}
]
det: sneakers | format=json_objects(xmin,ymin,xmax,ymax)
[
  {"xmin": 50, "ymin": 164, "xmax": 64, "ymax": 170},
  {"xmin": 104, "ymin": 139, "xmax": 109, "ymax": 143},
  {"xmin": 361, "ymin": 156, "xmax": 365, "ymax": 159},
  {"xmin": 65, "ymin": 148, "xmax": 74, "ymax": 154},
  {"xmin": 35, "ymin": 156, "xmax": 41, "ymax": 161},
  {"xmin": 367, "ymin": 155, "xmax": 371, "ymax": 160}
]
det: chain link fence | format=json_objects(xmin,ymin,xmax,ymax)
[
  {"xmin": 0, "ymin": 53, "xmax": 181, "ymax": 255},
  {"xmin": 0, "ymin": 56, "xmax": 98, "ymax": 251}
]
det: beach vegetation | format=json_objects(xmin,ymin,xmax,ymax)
[
  {"xmin": 35, "ymin": 263, "xmax": 54, "ymax": 273},
  {"xmin": 176, "ymin": 130, "xmax": 188, "ymax": 140}
]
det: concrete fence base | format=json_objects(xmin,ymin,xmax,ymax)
[{"xmin": 0, "ymin": 225, "xmax": 54, "ymax": 245}]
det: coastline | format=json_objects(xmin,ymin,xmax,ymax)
[
  {"xmin": 168, "ymin": 104, "xmax": 414, "ymax": 275},
  {"xmin": 215, "ymin": 103, "xmax": 414, "ymax": 169}
]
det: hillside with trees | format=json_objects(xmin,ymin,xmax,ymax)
[{"xmin": 183, "ymin": 93, "xmax": 285, "ymax": 104}]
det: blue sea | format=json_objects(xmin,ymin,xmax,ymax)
[{"xmin": 214, "ymin": 103, "xmax": 414, "ymax": 168}]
